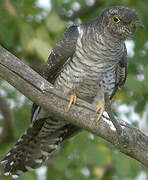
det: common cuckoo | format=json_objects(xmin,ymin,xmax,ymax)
[{"xmin": 0, "ymin": 6, "xmax": 143, "ymax": 178}]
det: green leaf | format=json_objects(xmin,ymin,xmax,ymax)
[
  {"xmin": 28, "ymin": 38, "xmax": 52, "ymax": 60},
  {"xmin": 19, "ymin": 22, "xmax": 35, "ymax": 51},
  {"xmin": 45, "ymin": 13, "xmax": 65, "ymax": 33}
]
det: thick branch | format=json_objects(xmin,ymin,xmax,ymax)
[{"xmin": 0, "ymin": 45, "xmax": 148, "ymax": 167}]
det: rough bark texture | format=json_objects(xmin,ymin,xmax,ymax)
[{"xmin": 0, "ymin": 45, "xmax": 148, "ymax": 167}]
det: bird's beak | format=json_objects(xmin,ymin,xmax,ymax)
[{"xmin": 133, "ymin": 21, "xmax": 145, "ymax": 28}]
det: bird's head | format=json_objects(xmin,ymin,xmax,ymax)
[{"xmin": 100, "ymin": 6, "xmax": 144, "ymax": 40}]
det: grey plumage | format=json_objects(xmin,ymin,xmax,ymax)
[{"xmin": 0, "ymin": 6, "xmax": 143, "ymax": 178}]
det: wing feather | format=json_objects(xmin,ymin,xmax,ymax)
[
  {"xmin": 44, "ymin": 25, "xmax": 79, "ymax": 83},
  {"xmin": 110, "ymin": 44, "xmax": 128, "ymax": 99},
  {"xmin": 31, "ymin": 25, "xmax": 79, "ymax": 122},
  {"xmin": 0, "ymin": 25, "xmax": 80, "ymax": 177}
]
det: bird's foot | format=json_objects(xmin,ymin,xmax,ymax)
[
  {"xmin": 96, "ymin": 101, "xmax": 104, "ymax": 122},
  {"xmin": 65, "ymin": 92, "xmax": 77, "ymax": 112}
]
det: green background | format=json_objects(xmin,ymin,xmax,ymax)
[{"xmin": 0, "ymin": 0, "xmax": 148, "ymax": 179}]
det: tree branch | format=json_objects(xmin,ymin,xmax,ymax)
[{"xmin": 0, "ymin": 45, "xmax": 148, "ymax": 168}]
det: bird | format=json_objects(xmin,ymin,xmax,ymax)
[{"xmin": 0, "ymin": 6, "xmax": 143, "ymax": 178}]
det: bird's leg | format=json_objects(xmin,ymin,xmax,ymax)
[
  {"xmin": 96, "ymin": 101, "xmax": 104, "ymax": 122},
  {"xmin": 65, "ymin": 91, "xmax": 77, "ymax": 112}
]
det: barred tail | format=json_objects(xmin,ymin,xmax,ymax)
[{"xmin": 0, "ymin": 116, "xmax": 81, "ymax": 178}]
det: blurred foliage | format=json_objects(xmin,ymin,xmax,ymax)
[{"xmin": 0, "ymin": 0, "xmax": 148, "ymax": 179}]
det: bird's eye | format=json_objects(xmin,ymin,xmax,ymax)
[{"xmin": 112, "ymin": 16, "xmax": 120, "ymax": 24}]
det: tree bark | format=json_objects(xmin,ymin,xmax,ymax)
[{"xmin": 0, "ymin": 45, "xmax": 148, "ymax": 168}]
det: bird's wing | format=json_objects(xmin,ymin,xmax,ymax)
[
  {"xmin": 31, "ymin": 25, "xmax": 79, "ymax": 123},
  {"xmin": 110, "ymin": 45, "xmax": 128, "ymax": 99},
  {"xmin": 0, "ymin": 25, "xmax": 81, "ymax": 178},
  {"xmin": 44, "ymin": 25, "xmax": 79, "ymax": 83},
  {"xmin": 116, "ymin": 54, "xmax": 128, "ymax": 89}
]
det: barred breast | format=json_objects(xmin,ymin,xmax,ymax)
[{"xmin": 54, "ymin": 26, "xmax": 124, "ymax": 103}]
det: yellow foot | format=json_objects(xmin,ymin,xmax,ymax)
[
  {"xmin": 65, "ymin": 92, "xmax": 77, "ymax": 112},
  {"xmin": 96, "ymin": 101, "xmax": 104, "ymax": 122}
]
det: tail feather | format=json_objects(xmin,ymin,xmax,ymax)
[{"xmin": 0, "ymin": 116, "xmax": 81, "ymax": 178}]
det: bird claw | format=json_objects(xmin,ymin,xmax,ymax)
[
  {"xmin": 65, "ymin": 92, "xmax": 77, "ymax": 112},
  {"xmin": 96, "ymin": 101, "xmax": 104, "ymax": 122}
]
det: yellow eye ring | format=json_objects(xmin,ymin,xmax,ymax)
[{"xmin": 112, "ymin": 16, "xmax": 120, "ymax": 24}]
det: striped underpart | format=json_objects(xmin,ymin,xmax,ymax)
[
  {"xmin": 1, "ymin": 5, "xmax": 141, "ymax": 178},
  {"xmin": 54, "ymin": 25, "xmax": 124, "ymax": 103},
  {"xmin": 0, "ymin": 24, "xmax": 125, "ymax": 178}
]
